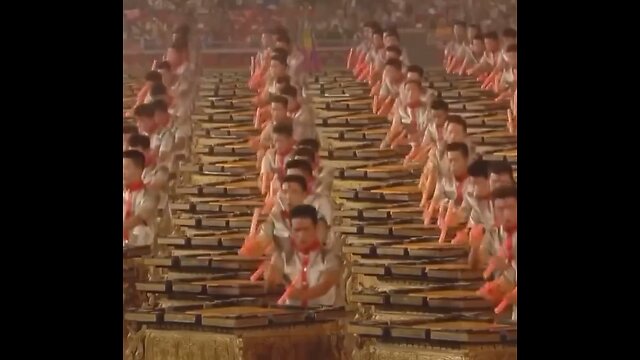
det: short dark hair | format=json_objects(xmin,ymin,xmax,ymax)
[
  {"xmin": 280, "ymin": 85, "xmax": 298, "ymax": 98},
  {"xmin": 271, "ymin": 47, "xmax": 289, "ymax": 58},
  {"xmin": 406, "ymin": 65, "xmax": 424, "ymax": 78},
  {"xmin": 293, "ymin": 147, "xmax": 316, "ymax": 162},
  {"xmin": 385, "ymin": 58, "xmax": 403, "ymax": 71},
  {"xmin": 484, "ymin": 31, "xmax": 499, "ymax": 41},
  {"xmin": 386, "ymin": 45, "xmax": 402, "ymax": 57},
  {"xmin": 446, "ymin": 142, "xmax": 470, "ymax": 158},
  {"xmin": 152, "ymin": 99, "xmax": 169, "ymax": 113},
  {"xmin": 506, "ymin": 44, "xmax": 517, "ymax": 53},
  {"xmin": 285, "ymin": 159, "xmax": 313, "ymax": 177},
  {"xmin": 282, "ymin": 174, "xmax": 308, "ymax": 192},
  {"xmin": 446, "ymin": 115, "xmax": 468, "ymax": 133},
  {"xmin": 472, "ymin": 34, "xmax": 484, "ymax": 42},
  {"xmin": 431, "ymin": 99, "xmax": 449, "ymax": 111},
  {"xmin": 502, "ymin": 28, "xmax": 517, "ymax": 39},
  {"xmin": 150, "ymin": 82, "xmax": 167, "ymax": 97},
  {"xmin": 157, "ymin": 61, "xmax": 171, "ymax": 71},
  {"xmin": 173, "ymin": 23, "xmax": 190, "ymax": 37},
  {"xmin": 489, "ymin": 161, "xmax": 515, "ymax": 182},
  {"xmin": 123, "ymin": 149, "xmax": 146, "ymax": 169},
  {"xmin": 144, "ymin": 71, "xmax": 162, "ymax": 83},
  {"xmin": 271, "ymin": 95, "xmax": 289, "ymax": 107},
  {"xmin": 273, "ymin": 122, "xmax": 294, "ymax": 137},
  {"xmin": 290, "ymin": 204, "xmax": 318, "ymax": 225},
  {"xmin": 469, "ymin": 24, "xmax": 481, "ymax": 31},
  {"xmin": 276, "ymin": 75, "xmax": 291, "ymax": 84},
  {"xmin": 268, "ymin": 25, "xmax": 288, "ymax": 37},
  {"xmin": 275, "ymin": 33, "xmax": 291, "ymax": 45},
  {"xmin": 492, "ymin": 185, "xmax": 517, "ymax": 201},
  {"xmin": 133, "ymin": 103, "xmax": 155, "ymax": 118},
  {"xmin": 128, "ymin": 133, "xmax": 151, "ymax": 150},
  {"xmin": 271, "ymin": 54, "xmax": 288, "ymax": 67},
  {"xmin": 123, "ymin": 124, "xmax": 138, "ymax": 135},
  {"xmin": 468, "ymin": 159, "xmax": 489, "ymax": 178},
  {"xmin": 384, "ymin": 28, "xmax": 399, "ymax": 39},
  {"xmin": 297, "ymin": 138, "xmax": 320, "ymax": 153},
  {"xmin": 453, "ymin": 20, "xmax": 467, "ymax": 27},
  {"xmin": 372, "ymin": 27, "xmax": 384, "ymax": 37},
  {"xmin": 364, "ymin": 21, "xmax": 382, "ymax": 32},
  {"xmin": 404, "ymin": 79, "xmax": 423, "ymax": 90}
]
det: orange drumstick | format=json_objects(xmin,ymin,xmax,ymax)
[
  {"xmin": 347, "ymin": 48, "xmax": 354, "ymax": 69},
  {"xmin": 250, "ymin": 56, "xmax": 256, "ymax": 76},
  {"xmin": 249, "ymin": 208, "xmax": 260, "ymax": 237},
  {"xmin": 494, "ymin": 287, "xmax": 517, "ymax": 314},
  {"xmin": 277, "ymin": 275, "xmax": 301, "ymax": 305},
  {"xmin": 438, "ymin": 202, "xmax": 455, "ymax": 243},
  {"xmin": 377, "ymin": 97, "xmax": 395, "ymax": 116},
  {"xmin": 250, "ymin": 261, "xmax": 267, "ymax": 282}
]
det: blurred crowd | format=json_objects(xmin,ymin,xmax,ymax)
[{"xmin": 124, "ymin": 0, "xmax": 517, "ymax": 51}]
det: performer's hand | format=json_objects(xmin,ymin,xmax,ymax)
[
  {"xmin": 495, "ymin": 287, "xmax": 517, "ymax": 314},
  {"xmin": 287, "ymin": 286, "xmax": 308, "ymax": 301},
  {"xmin": 476, "ymin": 278, "xmax": 510, "ymax": 305},
  {"xmin": 469, "ymin": 224, "xmax": 485, "ymax": 248}
]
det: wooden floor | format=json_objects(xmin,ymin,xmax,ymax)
[{"xmin": 123, "ymin": 66, "xmax": 517, "ymax": 360}]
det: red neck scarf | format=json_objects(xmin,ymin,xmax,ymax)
[
  {"xmin": 295, "ymin": 238, "xmax": 322, "ymax": 307},
  {"xmin": 123, "ymin": 180, "xmax": 145, "ymax": 241},
  {"xmin": 502, "ymin": 226, "xmax": 517, "ymax": 262},
  {"xmin": 276, "ymin": 147, "xmax": 293, "ymax": 179}
]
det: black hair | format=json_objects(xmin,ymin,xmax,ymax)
[
  {"xmin": 364, "ymin": 21, "xmax": 382, "ymax": 32},
  {"xmin": 280, "ymin": 85, "xmax": 298, "ymax": 98},
  {"xmin": 268, "ymin": 25, "xmax": 288, "ymax": 37},
  {"xmin": 469, "ymin": 24, "xmax": 481, "ymax": 31},
  {"xmin": 133, "ymin": 103, "xmax": 155, "ymax": 118},
  {"xmin": 446, "ymin": 142, "xmax": 470, "ymax": 159},
  {"xmin": 492, "ymin": 185, "xmax": 517, "ymax": 201},
  {"xmin": 271, "ymin": 47, "xmax": 289, "ymax": 58},
  {"xmin": 372, "ymin": 27, "xmax": 384, "ymax": 37},
  {"xmin": 386, "ymin": 45, "xmax": 402, "ymax": 57},
  {"xmin": 170, "ymin": 38, "xmax": 188, "ymax": 51},
  {"xmin": 144, "ymin": 70, "xmax": 162, "ymax": 83},
  {"xmin": 275, "ymin": 33, "xmax": 291, "ymax": 45},
  {"xmin": 468, "ymin": 159, "xmax": 489, "ymax": 178},
  {"xmin": 173, "ymin": 24, "xmax": 190, "ymax": 37},
  {"xmin": 484, "ymin": 31, "xmax": 499, "ymax": 41},
  {"xmin": 431, "ymin": 99, "xmax": 449, "ymax": 111},
  {"xmin": 384, "ymin": 28, "xmax": 400, "ymax": 39},
  {"xmin": 472, "ymin": 34, "xmax": 484, "ymax": 42},
  {"xmin": 282, "ymin": 174, "xmax": 308, "ymax": 192},
  {"xmin": 157, "ymin": 61, "xmax": 171, "ymax": 71},
  {"xmin": 290, "ymin": 204, "xmax": 318, "ymax": 225},
  {"xmin": 293, "ymin": 147, "xmax": 316, "ymax": 162},
  {"xmin": 123, "ymin": 149, "xmax": 146, "ymax": 169},
  {"xmin": 276, "ymin": 75, "xmax": 291, "ymax": 84},
  {"xmin": 273, "ymin": 122, "xmax": 294, "ymax": 137},
  {"xmin": 152, "ymin": 99, "xmax": 169, "ymax": 113},
  {"xmin": 150, "ymin": 82, "xmax": 167, "ymax": 97},
  {"xmin": 127, "ymin": 133, "xmax": 151, "ymax": 150},
  {"xmin": 489, "ymin": 161, "xmax": 515, "ymax": 182},
  {"xmin": 271, "ymin": 95, "xmax": 289, "ymax": 107},
  {"xmin": 285, "ymin": 159, "xmax": 313, "ymax": 177},
  {"xmin": 123, "ymin": 124, "xmax": 139, "ymax": 135},
  {"xmin": 446, "ymin": 115, "xmax": 468, "ymax": 133},
  {"xmin": 271, "ymin": 54, "xmax": 288, "ymax": 67},
  {"xmin": 502, "ymin": 28, "xmax": 517, "ymax": 39},
  {"xmin": 297, "ymin": 138, "xmax": 320, "ymax": 153},
  {"xmin": 453, "ymin": 20, "xmax": 467, "ymax": 27},
  {"xmin": 406, "ymin": 65, "xmax": 424, "ymax": 78},
  {"xmin": 385, "ymin": 58, "xmax": 403, "ymax": 71},
  {"xmin": 506, "ymin": 44, "xmax": 517, "ymax": 53},
  {"xmin": 404, "ymin": 79, "xmax": 423, "ymax": 90}
]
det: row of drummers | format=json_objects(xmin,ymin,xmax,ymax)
[
  {"xmin": 239, "ymin": 26, "xmax": 345, "ymax": 308},
  {"xmin": 123, "ymin": 24, "xmax": 198, "ymax": 247}
]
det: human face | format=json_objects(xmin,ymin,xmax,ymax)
[
  {"xmin": 273, "ymin": 134, "xmax": 295, "ymax": 155},
  {"xmin": 485, "ymin": 38, "xmax": 499, "ymax": 52},
  {"xmin": 281, "ymin": 181, "xmax": 307, "ymax": 209},
  {"xmin": 471, "ymin": 176, "xmax": 491, "ymax": 199},
  {"xmin": 136, "ymin": 116, "xmax": 156, "ymax": 135},
  {"xmin": 445, "ymin": 123, "xmax": 466, "ymax": 143},
  {"xmin": 291, "ymin": 217, "xmax": 316, "ymax": 249},
  {"xmin": 472, "ymin": 39, "xmax": 485, "ymax": 54},
  {"xmin": 270, "ymin": 60, "xmax": 287, "ymax": 78},
  {"xmin": 406, "ymin": 83, "xmax": 422, "ymax": 103},
  {"xmin": 489, "ymin": 173, "xmax": 514, "ymax": 191},
  {"xmin": 433, "ymin": 109, "xmax": 448, "ymax": 126},
  {"xmin": 372, "ymin": 34, "xmax": 383, "ymax": 48},
  {"xmin": 271, "ymin": 102, "xmax": 287, "ymax": 121},
  {"xmin": 406, "ymin": 72, "xmax": 421, "ymax": 81},
  {"xmin": 385, "ymin": 66, "xmax": 402, "ymax": 81},
  {"xmin": 447, "ymin": 150, "xmax": 468, "ymax": 178},
  {"xmin": 494, "ymin": 197, "xmax": 517, "ymax": 230},
  {"xmin": 383, "ymin": 34, "xmax": 399, "ymax": 47},
  {"xmin": 123, "ymin": 158, "xmax": 142, "ymax": 185}
]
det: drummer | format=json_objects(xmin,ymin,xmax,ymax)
[
  {"xmin": 381, "ymin": 80, "xmax": 429, "ymax": 153},
  {"xmin": 254, "ymin": 54, "xmax": 289, "ymax": 108},
  {"xmin": 359, "ymin": 27, "xmax": 385, "ymax": 83},
  {"xmin": 255, "ymin": 27, "xmax": 277, "ymax": 73},
  {"xmin": 383, "ymin": 28, "xmax": 410, "ymax": 67},
  {"xmin": 447, "ymin": 23, "xmax": 481, "ymax": 73},
  {"xmin": 493, "ymin": 44, "xmax": 517, "ymax": 99},
  {"xmin": 444, "ymin": 21, "xmax": 467, "ymax": 69},
  {"xmin": 489, "ymin": 160, "xmax": 516, "ymax": 189},
  {"xmin": 133, "ymin": 103, "xmax": 157, "ymax": 139},
  {"xmin": 456, "ymin": 34, "xmax": 486, "ymax": 76},
  {"xmin": 260, "ymin": 122, "xmax": 296, "ymax": 198},
  {"xmin": 123, "ymin": 150, "xmax": 159, "ymax": 247},
  {"xmin": 130, "ymin": 70, "xmax": 162, "ymax": 112},
  {"xmin": 457, "ymin": 159, "xmax": 496, "ymax": 247},
  {"xmin": 275, "ymin": 34, "xmax": 306, "ymax": 85},
  {"xmin": 281, "ymin": 85, "xmax": 317, "ymax": 142},
  {"xmin": 265, "ymin": 204, "xmax": 342, "ymax": 307},
  {"xmin": 374, "ymin": 58, "xmax": 405, "ymax": 116},
  {"xmin": 350, "ymin": 21, "xmax": 380, "ymax": 72},
  {"xmin": 151, "ymin": 99, "xmax": 175, "ymax": 170},
  {"xmin": 156, "ymin": 61, "xmax": 174, "ymax": 88}
]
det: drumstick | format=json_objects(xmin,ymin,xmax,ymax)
[
  {"xmin": 250, "ymin": 261, "xmax": 267, "ymax": 282},
  {"xmin": 438, "ymin": 202, "xmax": 455, "ymax": 243},
  {"xmin": 494, "ymin": 287, "xmax": 517, "ymax": 314},
  {"xmin": 249, "ymin": 208, "xmax": 260, "ymax": 237},
  {"xmin": 277, "ymin": 274, "xmax": 301, "ymax": 305},
  {"xmin": 346, "ymin": 48, "xmax": 354, "ymax": 69},
  {"xmin": 250, "ymin": 56, "xmax": 255, "ymax": 76},
  {"xmin": 483, "ymin": 257, "xmax": 498, "ymax": 279}
]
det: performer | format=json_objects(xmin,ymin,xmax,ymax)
[
  {"xmin": 281, "ymin": 85, "xmax": 318, "ymax": 142},
  {"xmin": 133, "ymin": 104, "xmax": 157, "ymax": 140},
  {"xmin": 444, "ymin": 21, "xmax": 467, "ymax": 69},
  {"xmin": 374, "ymin": 58, "xmax": 404, "ymax": 117},
  {"xmin": 356, "ymin": 27, "xmax": 385, "ymax": 83},
  {"xmin": 260, "ymin": 122, "xmax": 296, "ymax": 199},
  {"xmin": 348, "ymin": 21, "xmax": 380, "ymax": 71},
  {"xmin": 493, "ymin": 44, "xmax": 517, "ymax": 98},
  {"xmin": 467, "ymin": 31, "xmax": 501, "ymax": 77},
  {"xmin": 456, "ymin": 34, "xmax": 486, "ymax": 76},
  {"xmin": 255, "ymin": 28, "xmax": 277, "ymax": 74},
  {"xmin": 447, "ymin": 24, "xmax": 481, "ymax": 73},
  {"xmin": 151, "ymin": 99, "xmax": 175, "ymax": 169},
  {"xmin": 275, "ymin": 33, "xmax": 306, "ymax": 84},
  {"xmin": 489, "ymin": 160, "xmax": 516, "ymax": 189},
  {"xmin": 265, "ymin": 205, "xmax": 341, "ymax": 307},
  {"xmin": 481, "ymin": 28, "xmax": 517, "ymax": 90},
  {"xmin": 123, "ymin": 150, "xmax": 159, "ymax": 247},
  {"xmin": 129, "ymin": 71, "xmax": 162, "ymax": 112},
  {"xmin": 383, "ymin": 28, "xmax": 410, "ymax": 66},
  {"xmin": 381, "ymin": 80, "xmax": 428, "ymax": 152}
]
